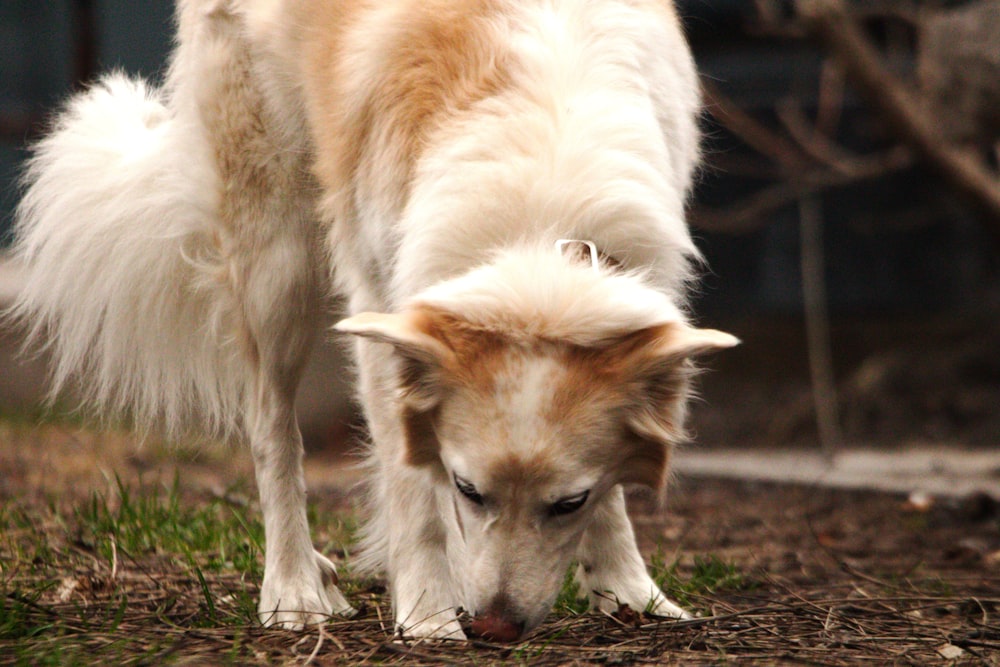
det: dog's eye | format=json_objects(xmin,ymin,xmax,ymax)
[
  {"xmin": 454, "ymin": 474, "xmax": 485, "ymax": 506},
  {"xmin": 549, "ymin": 490, "xmax": 589, "ymax": 517}
]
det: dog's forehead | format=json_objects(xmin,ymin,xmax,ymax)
[
  {"xmin": 442, "ymin": 340, "xmax": 626, "ymax": 469},
  {"xmin": 452, "ymin": 335, "xmax": 619, "ymax": 395},
  {"xmin": 447, "ymin": 346, "xmax": 564, "ymax": 438},
  {"xmin": 484, "ymin": 451, "xmax": 559, "ymax": 488},
  {"xmin": 447, "ymin": 444, "xmax": 601, "ymax": 500},
  {"xmin": 464, "ymin": 343, "xmax": 615, "ymax": 414}
]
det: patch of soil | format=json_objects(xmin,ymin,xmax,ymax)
[{"xmin": 1, "ymin": 425, "xmax": 998, "ymax": 664}]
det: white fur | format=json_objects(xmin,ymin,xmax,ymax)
[
  {"xmin": 410, "ymin": 246, "xmax": 687, "ymax": 347},
  {"xmin": 6, "ymin": 0, "xmax": 731, "ymax": 640},
  {"xmin": 9, "ymin": 73, "xmax": 244, "ymax": 439},
  {"xmin": 390, "ymin": 1, "xmax": 701, "ymax": 301}
]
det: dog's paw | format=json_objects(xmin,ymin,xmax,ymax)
[
  {"xmin": 394, "ymin": 599, "xmax": 466, "ymax": 641},
  {"xmin": 590, "ymin": 584, "xmax": 691, "ymax": 621},
  {"xmin": 258, "ymin": 580, "xmax": 333, "ymax": 629},
  {"xmin": 578, "ymin": 566, "xmax": 691, "ymax": 621},
  {"xmin": 643, "ymin": 590, "xmax": 692, "ymax": 620},
  {"xmin": 258, "ymin": 552, "xmax": 355, "ymax": 630},
  {"xmin": 391, "ymin": 574, "xmax": 466, "ymax": 640},
  {"xmin": 397, "ymin": 614, "xmax": 467, "ymax": 641}
]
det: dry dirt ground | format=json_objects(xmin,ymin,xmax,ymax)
[{"xmin": 1, "ymin": 420, "xmax": 999, "ymax": 665}]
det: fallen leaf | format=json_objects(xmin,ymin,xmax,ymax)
[{"xmin": 937, "ymin": 643, "xmax": 965, "ymax": 660}]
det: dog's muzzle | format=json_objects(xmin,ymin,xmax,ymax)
[
  {"xmin": 468, "ymin": 613, "xmax": 526, "ymax": 643},
  {"xmin": 467, "ymin": 593, "xmax": 528, "ymax": 642}
]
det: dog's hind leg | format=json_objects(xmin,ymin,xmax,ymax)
[
  {"xmin": 574, "ymin": 485, "xmax": 689, "ymax": 620},
  {"xmin": 212, "ymin": 97, "xmax": 356, "ymax": 627},
  {"xmin": 240, "ymin": 237, "xmax": 354, "ymax": 629},
  {"xmin": 175, "ymin": 6, "xmax": 354, "ymax": 628},
  {"xmin": 211, "ymin": 85, "xmax": 355, "ymax": 625}
]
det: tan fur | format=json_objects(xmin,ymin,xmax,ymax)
[
  {"xmin": 349, "ymin": 299, "xmax": 725, "ymax": 489},
  {"xmin": 295, "ymin": 0, "xmax": 512, "ymax": 229}
]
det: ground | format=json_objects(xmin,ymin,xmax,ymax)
[{"xmin": 1, "ymin": 418, "xmax": 998, "ymax": 665}]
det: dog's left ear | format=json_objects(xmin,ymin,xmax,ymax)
[{"xmin": 616, "ymin": 323, "xmax": 739, "ymax": 490}]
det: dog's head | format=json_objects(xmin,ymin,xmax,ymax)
[{"xmin": 337, "ymin": 250, "xmax": 737, "ymax": 640}]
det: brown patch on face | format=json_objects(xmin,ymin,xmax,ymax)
[
  {"xmin": 297, "ymin": 0, "xmax": 512, "ymax": 222},
  {"xmin": 402, "ymin": 405, "xmax": 441, "ymax": 467},
  {"xmin": 392, "ymin": 307, "xmax": 520, "ymax": 467},
  {"xmin": 486, "ymin": 452, "xmax": 558, "ymax": 493},
  {"xmin": 405, "ymin": 306, "xmax": 516, "ymax": 394},
  {"xmin": 544, "ymin": 325, "xmax": 687, "ymax": 431},
  {"xmin": 543, "ymin": 325, "xmax": 696, "ymax": 491},
  {"xmin": 545, "ymin": 348, "xmax": 626, "ymax": 430}
]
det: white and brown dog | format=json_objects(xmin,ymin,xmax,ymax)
[{"xmin": 8, "ymin": 0, "xmax": 737, "ymax": 641}]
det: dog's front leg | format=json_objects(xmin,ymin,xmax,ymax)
[
  {"xmin": 575, "ymin": 485, "xmax": 689, "ymax": 620},
  {"xmin": 384, "ymin": 464, "xmax": 466, "ymax": 640}
]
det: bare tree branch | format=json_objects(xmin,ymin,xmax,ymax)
[
  {"xmin": 695, "ymin": 80, "xmax": 915, "ymax": 234},
  {"xmin": 796, "ymin": 0, "xmax": 1000, "ymax": 227},
  {"xmin": 692, "ymin": 148, "xmax": 913, "ymax": 234},
  {"xmin": 701, "ymin": 80, "xmax": 813, "ymax": 172}
]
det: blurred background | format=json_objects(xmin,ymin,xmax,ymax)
[{"xmin": 1, "ymin": 0, "xmax": 997, "ymax": 456}]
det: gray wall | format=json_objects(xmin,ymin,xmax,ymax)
[{"xmin": 1, "ymin": 1, "xmax": 173, "ymax": 243}]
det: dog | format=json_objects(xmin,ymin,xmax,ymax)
[{"xmin": 7, "ymin": 0, "xmax": 737, "ymax": 641}]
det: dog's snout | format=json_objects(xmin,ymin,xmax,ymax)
[
  {"xmin": 469, "ymin": 612, "xmax": 525, "ymax": 642},
  {"xmin": 467, "ymin": 593, "xmax": 528, "ymax": 642}
]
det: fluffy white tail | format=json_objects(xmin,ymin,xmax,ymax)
[{"xmin": 8, "ymin": 74, "xmax": 245, "ymax": 439}]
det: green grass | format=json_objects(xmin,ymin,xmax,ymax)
[
  {"xmin": 77, "ymin": 474, "xmax": 264, "ymax": 581},
  {"xmin": 0, "ymin": 474, "xmax": 361, "ymax": 664},
  {"xmin": 1, "ymin": 468, "xmax": 760, "ymax": 664},
  {"xmin": 552, "ymin": 566, "xmax": 589, "ymax": 616},
  {"xmin": 650, "ymin": 551, "xmax": 757, "ymax": 610}
]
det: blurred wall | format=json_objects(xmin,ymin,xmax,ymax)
[{"xmin": 1, "ymin": 1, "xmax": 173, "ymax": 243}]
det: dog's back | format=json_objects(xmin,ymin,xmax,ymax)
[{"xmin": 277, "ymin": 0, "xmax": 703, "ymax": 307}]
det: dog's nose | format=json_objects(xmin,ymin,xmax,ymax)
[{"xmin": 468, "ymin": 613, "xmax": 525, "ymax": 642}]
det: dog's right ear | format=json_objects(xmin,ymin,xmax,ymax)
[
  {"xmin": 335, "ymin": 311, "xmax": 453, "ymax": 467},
  {"xmin": 335, "ymin": 311, "xmax": 455, "ymax": 411}
]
